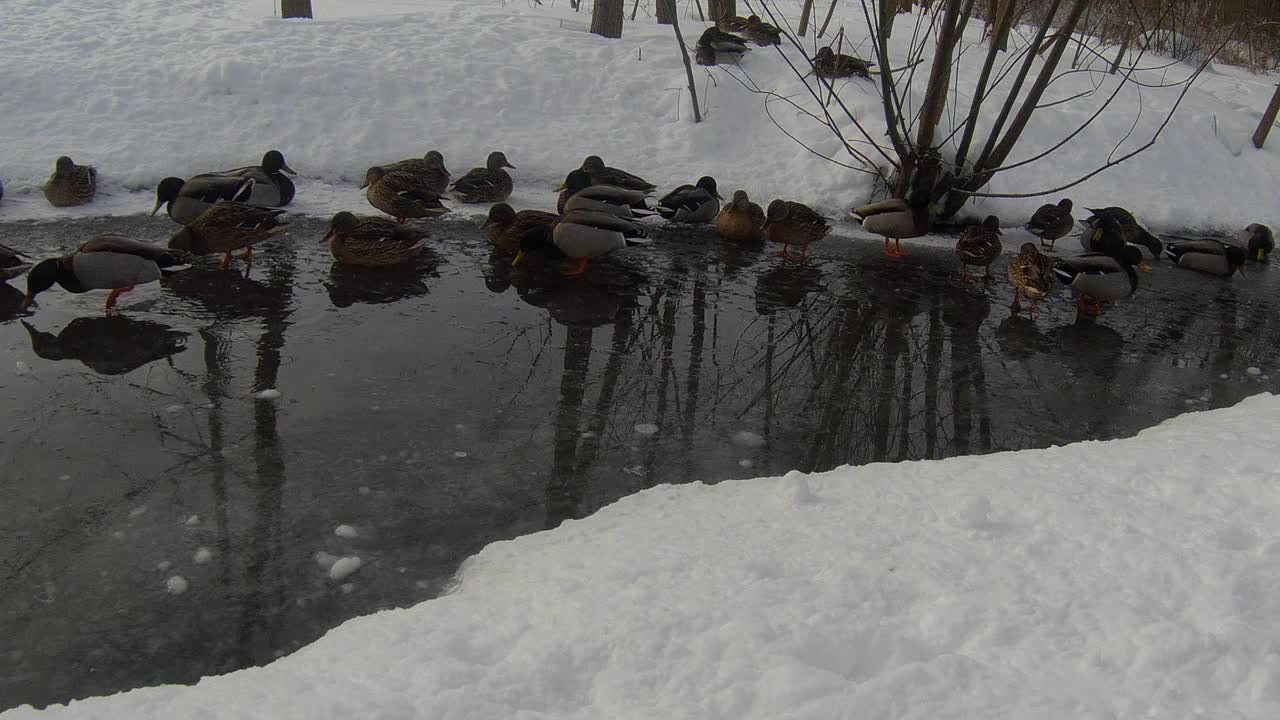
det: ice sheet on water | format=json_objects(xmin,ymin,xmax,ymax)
[
  {"xmin": 334, "ymin": 525, "xmax": 358, "ymax": 539},
  {"xmin": 164, "ymin": 576, "xmax": 188, "ymax": 596},
  {"xmin": 193, "ymin": 548, "xmax": 213, "ymax": 564},
  {"xmin": 328, "ymin": 556, "xmax": 362, "ymax": 581}
]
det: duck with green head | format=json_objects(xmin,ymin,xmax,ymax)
[
  {"xmin": 213, "ymin": 150, "xmax": 296, "ymax": 207},
  {"xmin": 150, "ymin": 175, "xmax": 256, "ymax": 225},
  {"xmin": 852, "ymin": 189, "xmax": 933, "ymax": 258},
  {"xmin": 22, "ymin": 236, "xmax": 190, "ymax": 313}
]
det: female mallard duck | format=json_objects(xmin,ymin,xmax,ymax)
[
  {"xmin": 1234, "ymin": 223, "xmax": 1274, "ymax": 262},
  {"xmin": 1164, "ymin": 239, "xmax": 1247, "ymax": 278},
  {"xmin": 1053, "ymin": 244, "xmax": 1148, "ymax": 317},
  {"xmin": 579, "ymin": 156, "xmax": 657, "ymax": 193},
  {"xmin": 322, "ymin": 211, "xmax": 429, "ymax": 267},
  {"xmin": 716, "ymin": 190, "xmax": 766, "ymax": 243},
  {"xmin": 764, "ymin": 199, "xmax": 830, "ymax": 260},
  {"xmin": 365, "ymin": 167, "xmax": 450, "ymax": 222},
  {"xmin": 1007, "ymin": 242, "xmax": 1055, "ymax": 315},
  {"xmin": 541, "ymin": 209, "xmax": 649, "ymax": 276},
  {"xmin": 43, "ymin": 156, "xmax": 97, "ymax": 207},
  {"xmin": 167, "ymin": 202, "xmax": 287, "ymax": 268},
  {"xmin": 717, "ymin": 14, "xmax": 752, "ymax": 33},
  {"xmin": 814, "ymin": 47, "xmax": 873, "ymax": 79},
  {"xmin": 558, "ymin": 169, "xmax": 655, "ymax": 218},
  {"xmin": 2, "ymin": 243, "xmax": 33, "ymax": 283},
  {"xmin": 451, "ymin": 151, "xmax": 516, "ymax": 203},
  {"xmin": 21, "ymin": 235, "xmax": 190, "ymax": 313},
  {"xmin": 657, "ymin": 176, "xmax": 722, "ymax": 223},
  {"xmin": 1082, "ymin": 205, "xmax": 1161, "ymax": 260},
  {"xmin": 955, "ymin": 215, "xmax": 1003, "ymax": 282},
  {"xmin": 743, "ymin": 15, "xmax": 782, "ymax": 46},
  {"xmin": 366, "ymin": 150, "xmax": 450, "ymax": 195},
  {"xmin": 214, "ymin": 150, "xmax": 296, "ymax": 207},
  {"xmin": 852, "ymin": 189, "xmax": 932, "ymax": 258},
  {"xmin": 1025, "ymin": 198, "xmax": 1073, "ymax": 252},
  {"xmin": 483, "ymin": 203, "xmax": 558, "ymax": 254},
  {"xmin": 150, "ymin": 175, "xmax": 256, "ymax": 225}
]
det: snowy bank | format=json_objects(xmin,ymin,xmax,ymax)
[
  {"xmin": 8, "ymin": 394, "xmax": 1280, "ymax": 719},
  {"xmin": 1, "ymin": 0, "xmax": 1278, "ymax": 233}
]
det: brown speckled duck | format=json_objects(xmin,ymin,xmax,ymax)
[
  {"xmin": 167, "ymin": 202, "xmax": 287, "ymax": 268},
  {"xmin": 44, "ymin": 156, "xmax": 97, "ymax": 207},
  {"xmin": 1007, "ymin": 242, "xmax": 1055, "ymax": 315},
  {"xmin": 367, "ymin": 150, "xmax": 451, "ymax": 195},
  {"xmin": 716, "ymin": 190, "xmax": 766, "ymax": 243},
  {"xmin": 483, "ymin": 203, "xmax": 559, "ymax": 255},
  {"xmin": 365, "ymin": 167, "xmax": 450, "ymax": 222},
  {"xmin": 323, "ymin": 211, "xmax": 429, "ymax": 267},
  {"xmin": 956, "ymin": 215, "xmax": 1003, "ymax": 283},
  {"xmin": 814, "ymin": 47, "xmax": 873, "ymax": 79},
  {"xmin": 1025, "ymin": 198, "xmax": 1074, "ymax": 252},
  {"xmin": 764, "ymin": 200, "xmax": 830, "ymax": 260},
  {"xmin": 579, "ymin": 156, "xmax": 656, "ymax": 193},
  {"xmin": 451, "ymin": 151, "xmax": 516, "ymax": 203}
]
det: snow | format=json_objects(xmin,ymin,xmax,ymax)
[
  {"xmin": 1248, "ymin": 367, "xmax": 1263, "ymax": 376},
  {"xmin": 333, "ymin": 524, "xmax": 358, "ymax": 539},
  {"xmin": 192, "ymin": 547, "xmax": 213, "ymax": 565},
  {"xmin": 634, "ymin": 423, "xmax": 660, "ymax": 436},
  {"xmin": 10, "ymin": 394, "xmax": 1280, "ymax": 719},
  {"xmin": 327, "ymin": 556, "xmax": 363, "ymax": 581},
  {"xmin": 163, "ymin": 576, "xmax": 188, "ymax": 596},
  {"xmin": 184, "ymin": 515, "xmax": 200, "ymax": 527},
  {"xmin": 253, "ymin": 389, "xmax": 282, "ymax": 401},
  {"xmin": 731, "ymin": 430, "xmax": 766, "ymax": 448},
  {"xmin": 14, "ymin": 361, "xmax": 29, "ymax": 376},
  {"xmin": 1, "ymin": 0, "xmax": 1277, "ymax": 234},
  {"xmin": 154, "ymin": 561, "xmax": 172, "ymax": 572}
]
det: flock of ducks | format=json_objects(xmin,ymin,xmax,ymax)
[{"xmin": 0, "ymin": 146, "xmax": 1273, "ymax": 320}]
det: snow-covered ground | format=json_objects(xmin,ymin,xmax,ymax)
[
  {"xmin": 6, "ymin": 394, "xmax": 1280, "ymax": 718},
  {"xmin": 1, "ymin": 0, "xmax": 1277, "ymax": 233}
]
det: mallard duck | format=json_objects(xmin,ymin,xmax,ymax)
[
  {"xmin": 541, "ymin": 209, "xmax": 649, "ymax": 276},
  {"xmin": 167, "ymin": 202, "xmax": 287, "ymax": 268},
  {"xmin": 322, "ymin": 211, "xmax": 429, "ymax": 267},
  {"xmin": 213, "ymin": 150, "xmax": 296, "ymax": 207},
  {"xmin": 716, "ymin": 190, "xmax": 766, "ymax": 243},
  {"xmin": 150, "ymin": 175, "xmax": 256, "ymax": 225},
  {"xmin": 1082, "ymin": 206, "xmax": 1161, "ymax": 260},
  {"xmin": 764, "ymin": 200, "xmax": 830, "ymax": 260},
  {"xmin": 451, "ymin": 151, "xmax": 516, "ymax": 203},
  {"xmin": 814, "ymin": 47, "xmax": 873, "ymax": 79},
  {"xmin": 1052, "ymin": 244, "xmax": 1148, "ymax": 317},
  {"xmin": 22, "ymin": 317, "xmax": 188, "ymax": 376},
  {"xmin": 579, "ymin": 156, "xmax": 657, "ymax": 192},
  {"xmin": 483, "ymin": 203, "xmax": 559, "ymax": 254},
  {"xmin": 43, "ymin": 156, "xmax": 97, "ymax": 207},
  {"xmin": 657, "ymin": 176, "xmax": 722, "ymax": 223},
  {"xmin": 1164, "ymin": 239, "xmax": 1247, "ymax": 278},
  {"xmin": 22, "ymin": 235, "xmax": 190, "ymax": 313},
  {"xmin": 956, "ymin": 215, "xmax": 1002, "ymax": 282},
  {"xmin": 366, "ymin": 150, "xmax": 450, "ymax": 194},
  {"xmin": 1007, "ymin": 242, "xmax": 1055, "ymax": 315},
  {"xmin": 2, "ymin": 243, "xmax": 33, "ymax": 283},
  {"xmin": 717, "ymin": 14, "xmax": 752, "ymax": 33},
  {"xmin": 1080, "ymin": 212, "xmax": 1129, "ymax": 258},
  {"xmin": 558, "ymin": 169, "xmax": 655, "ymax": 218},
  {"xmin": 1025, "ymin": 198, "xmax": 1073, "ymax": 252},
  {"xmin": 1234, "ymin": 223, "xmax": 1274, "ymax": 262},
  {"xmin": 852, "ymin": 189, "xmax": 932, "ymax": 258},
  {"xmin": 743, "ymin": 15, "xmax": 782, "ymax": 46},
  {"xmin": 365, "ymin": 167, "xmax": 450, "ymax": 222},
  {"xmin": 696, "ymin": 27, "xmax": 749, "ymax": 66}
]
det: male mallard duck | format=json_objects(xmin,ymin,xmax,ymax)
[
  {"xmin": 1007, "ymin": 242, "xmax": 1055, "ymax": 315},
  {"xmin": 696, "ymin": 27, "xmax": 749, "ymax": 66},
  {"xmin": 580, "ymin": 156, "xmax": 657, "ymax": 192},
  {"xmin": 150, "ymin": 175, "xmax": 256, "ymax": 225},
  {"xmin": 22, "ymin": 235, "xmax": 190, "ymax": 313},
  {"xmin": 743, "ymin": 15, "xmax": 782, "ymax": 46},
  {"xmin": 764, "ymin": 200, "xmax": 830, "ymax": 260},
  {"xmin": 657, "ymin": 176, "xmax": 722, "ymax": 223},
  {"xmin": 716, "ymin": 190, "xmax": 766, "ymax": 243},
  {"xmin": 43, "ymin": 156, "xmax": 97, "ymax": 207},
  {"xmin": 365, "ymin": 167, "xmax": 450, "ymax": 222},
  {"xmin": 483, "ymin": 203, "xmax": 559, "ymax": 254},
  {"xmin": 1164, "ymin": 239, "xmax": 1247, "ymax": 278},
  {"xmin": 213, "ymin": 150, "xmax": 296, "ymax": 207},
  {"xmin": 814, "ymin": 47, "xmax": 873, "ymax": 79},
  {"xmin": 322, "ymin": 211, "xmax": 429, "ymax": 267},
  {"xmin": 1080, "ymin": 212, "xmax": 1129, "ymax": 258},
  {"xmin": 167, "ymin": 202, "xmax": 287, "ymax": 268},
  {"xmin": 366, "ymin": 150, "xmax": 450, "ymax": 194},
  {"xmin": 1234, "ymin": 223, "xmax": 1274, "ymax": 262},
  {"xmin": 852, "ymin": 189, "xmax": 932, "ymax": 258},
  {"xmin": 1052, "ymin": 244, "xmax": 1148, "ymax": 317},
  {"xmin": 1025, "ymin": 198, "xmax": 1073, "ymax": 252},
  {"xmin": 956, "ymin": 215, "xmax": 1002, "ymax": 282},
  {"xmin": 542, "ymin": 209, "xmax": 649, "ymax": 276},
  {"xmin": 558, "ymin": 169, "xmax": 655, "ymax": 218},
  {"xmin": 1082, "ymin": 206, "xmax": 1161, "ymax": 260},
  {"xmin": 2, "ymin": 243, "xmax": 33, "ymax": 283},
  {"xmin": 451, "ymin": 151, "xmax": 516, "ymax": 203}
]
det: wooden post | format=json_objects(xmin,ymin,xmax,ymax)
[
  {"xmin": 281, "ymin": 0, "xmax": 312, "ymax": 19},
  {"xmin": 799, "ymin": 0, "xmax": 815, "ymax": 36},
  {"xmin": 1110, "ymin": 23, "xmax": 1133, "ymax": 74},
  {"xmin": 818, "ymin": 0, "xmax": 839, "ymax": 38},
  {"xmin": 592, "ymin": 0, "xmax": 625, "ymax": 38},
  {"xmin": 1254, "ymin": 83, "xmax": 1280, "ymax": 149},
  {"xmin": 708, "ymin": 0, "xmax": 736, "ymax": 22},
  {"xmin": 671, "ymin": 9, "xmax": 702, "ymax": 123},
  {"xmin": 657, "ymin": 0, "xmax": 675, "ymax": 25}
]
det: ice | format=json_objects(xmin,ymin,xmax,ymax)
[
  {"xmin": 58, "ymin": 475, "xmax": 70, "ymax": 482},
  {"xmin": 340, "ymin": 583, "xmax": 356, "ymax": 595},
  {"xmin": 253, "ymin": 389, "xmax": 282, "ymax": 401},
  {"xmin": 184, "ymin": 515, "xmax": 200, "ymax": 526},
  {"xmin": 164, "ymin": 576, "xmax": 188, "ymax": 596},
  {"xmin": 1247, "ymin": 367, "xmax": 1262, "ymax": 376},
  {"xmin": 313, "ymin": 552, "xmax": 338, "ymax": 572},
  {"xmin": 192, "ymin": 547, "xmax": 213, "ymax": 565},
  {"xmin": 14, "ymin": 361, "xmax": 29, "ymax": 376},
  {"xmin": 328, "ymin": 556, "xmax": 362, "ymax": 581},
  {"xmin": 164, "ymin": 404, "xmax": 184, "ymax": 414},
  {"xmin": 452, "ymin": 451, "xmax": 468, "ymax": 459},
  {"xmin": 731, "ymin": 430, "xmax": 766, "ymax": 448},
  {"xmin": 634, "ymin": 423, "xmax": 659, "ymax": 436},
  {"xmin": 1221, "ymin": 373, "xmax": 1230, "ymax": 379},
  {"xmin": 738, "ymin": 459, "xmax": 754, "ymax": 469},
  {"xmin": 357, "ymin": 486, "xmax": 371, "ymax": 496},
  {"xmin": 127, "ymin": 507, "xmax": 147, "ymax": 520},
  {"xmin": 334, "ymin": 525, "xmax": 358, "ymax": 539},
  {"xmin": 155, "ymin": 561, "xmax": 172, "ymax": 572}
]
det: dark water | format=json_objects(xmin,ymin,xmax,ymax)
[{"xmin": 1, "ymin": 215, "xmax": 1277, "ymax": 710}]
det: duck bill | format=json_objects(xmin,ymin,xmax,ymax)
[
  {"xmin": 554, "ymin": 182, "xmax": 567, "ymax": 191},
  {"xmin": 503, "ymin": 162, "xmax": 517, "ymax": 170},
  {"xmin": 19, "ymin": 293, "xmax": 34, "ymax": 311},
  {"xmin": 358, "ymin": 180, "xmax": 370, "ymax": 190},
  {"xmin": 149, "ymin": 199, "xmax": 163, "ymax": 217},
  {"xmin": 1137, "ymin": 262, "xmax": 1153, "ymax": 273},
  {"xmin": 1257, "ymin": 248, "xmax": 1266, "ymax": 262},
  {"xmin": 281, "ymin": 163, "xmax": 297, "ymax": 176},
  {"xmin": 512, "ymin": 250, "xmax": 525, "ymax": 267}
]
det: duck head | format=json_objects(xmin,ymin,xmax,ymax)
[
  {"xmin": 1117, "ymin": 243, "xmax": 1151, "ymax": 274},
  {"xmin": 53, "ymin": 156, "xmax": 76, "ymax": 175},
  {"xmin": 982, "ymin": 215, "xmax": 1001, "ymax": 234},
  {"xmin": 151, "ymin": 177, "xmax": 185, "ymax": 216},
  {"xmin": 21, "ymin": 259, "xmax": 62, "ymax": 310},
  {"xmin": 483, "ymin": 203, "xmax": 517, "ymax": 229},
  {"xmin": 763, "ymin": 199, "xmax": 790, "ymax": 229},
  {"xmin": 487, "ymin": 152, "xmax": 516, "ymax": 171},
  {"xmin": 557, "ymin": 169, "xmax": 594, "ymax": 194},
  {"xmin": 696, "ymin": 176, "xmax": 722, "ymax": 200},
  {"xmin": 730, "ymin": 190, "xmax": 752, "ymax": 209},
  {"xmin": 513, "ymin": 231, "xmax": 559, "ymax": 267},
  {"xmin": 1018, "ymin": 242, "xmax": 1041, "ymax": 256},
  {"xmin": 580, "ymin": 155, "xmax": 606, "ymax": 173},
  {"xmin": 262, "ymin": 150, "xmax": 296, "ymax": 176},
  {"xmin": 1238, "ymin": 223, "xmax": 1274, "ymax": 262},
  {"xmin": 425, "ymin": 150, "xmax": 449, "ymax": 174},
  {"xmin": 361, "ymin": 166, "xmax": 388, "ymax": 190},
  {"xmin": 1057, "ymin": 198, "xmax": 1073, "ymax": 212},
  {"xmin": 323, "ymin": 211, "xmax": 361, "ymax": 244}
]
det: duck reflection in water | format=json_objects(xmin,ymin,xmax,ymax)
[
  {"xmin": 324, "ymin": 249, "xmax": 441, "ymax": 308},
  {"xmin": 754, "ymin": 261, "xmax": 824, "ymax": 315},
  {"xmin": 163, "ymin": 264, "xmax": 292, "ymax": 320},
  {"xmin": 22, "ymin": 316, "xmax": 187, "ymax": 375}
]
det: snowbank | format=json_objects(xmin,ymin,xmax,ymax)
[
  {"xmin": 7, "ymin": 394, "xmax": 1280, "ymax": 719},
  {"xmin": 1, "ymin": 0, "xmax": 1278, "ymax": 233}
]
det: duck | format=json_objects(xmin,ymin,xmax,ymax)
[
  {"xmin": 542, "ymin": 209, "xmax": 649, "ymax": 276},
  {"xmin": 2, "ymin": 243, "xmax": 33, "ymax": 283},
  {"xmin": 1164, "ymin": 239, "xmax": 1247, "ymax": 278},
  {"xmin": 579, "ymin": 155, "xmax": 657, "ymax": 192},
  {"xmin": 451, "ymin": 151, "xmax": 516, "ymax": 203},
  {"xmin": 21, "ymin": 235, "xmax": 190, "ymax": 313},
  {"xmin": 696, "ymin": 27, "xmax": 749, "ymax": 66},
  {"xmin": 1234, "ymin": 223, "xmax": 1274, "ymax": 262},
  {"xmin": 716, "ymin": 190, "xmax": 766, "ymax": 243},
  {"xmin": 1082, "ymin": 206, "xmax": 1161, "ymax": 260},
  {"xmin": 1025, "ymin": 198, "xmax": 1073, "ymax": 252},
  {"xmin": 814, "ymin": 47, "xmax": 873, "ymax": 79},
  {"xmin": 717, "ymin": 14, "xmax": 752, "ymax": 33},
  {"xmin": 558, "ymin": 169, "xmax": 655, "ymax": 218},
  {"xmin": 483, "ymin": 203, "xmax": 559, "ymax": 254},
  {"xmin": 150, "ymin": 175, "xmax": 256, "ymax": 225},
  {"xmin": 852, "ymin": 188, "xmax": 933, "ymax": 258},
  {"xmin": 43, "ymin": 156, "xmax": 97, "ymax": 207},
  {"xmin": 1080, "ymin": 212, "xmax": 1129, "ymax": 258},
  {"xmin": 212, "ymin": 150, "xmax": 296, "ymax": 207},
  {"xmin": 764, "ymin": 200, "xmax": 830, "ymax": 260},
  {"xmin": 657, "ymin": 176, "xmax": 722, "ymax": 223},
  {"xmin": 366, "ymin": 150, "xmax": 450, "ymax": 194},
  {"xmin": 322, "ymin": 211, "xmax": 429, "ymax": 267},
  {"xmin": 955, "ymin": 216, "xmax": 1003, "ymax": 282},
  {"xmin": 1007, "ymin": 242, "xmax": 1055, "ymax": 315},
  {"xmin": 364, "ymin": 167, "xmax": 450, "ymax": 222},
  {"xmin": 1052, "ymin": 244, "xmax": 1148, "ymax": 317},
  {"xmin": 743, "ymin": 15, "xmax": 782, "ymax": 46},
  {"xmin": 167, "ymin": 202, "xmax": 288, "ymax": 268}
]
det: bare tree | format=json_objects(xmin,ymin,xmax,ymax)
[
  {"xmin": 592, "ymin": 0, "xmax": 625, "ymax": 38},
  {"xmin": 708, "ymin": 0, "xmax": 737, "ymax": 22},
  {"xmin": 657, "ymin": 0, "xmax": 676, "ymax": 25},
  {"xmin": 1254, "ymin": 83, "xmax": 1280, "ymax": 148}
]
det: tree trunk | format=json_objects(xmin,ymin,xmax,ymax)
[
  {"xmin": 1255, "ymin": 83, "xmax": 1280, "ymax": 149},
  {"xmin": 657, "ymin": 0, "xmax": 676, "ymax": 25},
  {"xmin": 818, "ymin": 0, "xmax": 839, "ymax": 38},
  {"xmin": 281, "ymin": 0, "xmax": 312, "ymax": 19},
  {"xmin": 1110, "ymin": 24, "xmax": 1133, "ymax": 74},
  {"xmin": 708, "ymin": 0, "xmax": 736, "ymax": 22},
  {"xmin": 592, "ymin": 0, "xmax": 625, "ymax": 38},
  {"xmin": 671, "ymin": 10, "xmax": 703, "ymax": 122},
  {"xmin": 799, "ymin": 0, "xmax": 816, "ymax": 36}
]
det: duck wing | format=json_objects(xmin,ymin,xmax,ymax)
[{"xmin": 79, "ymin": 235, "xmax": 191, "ymax": 267}]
